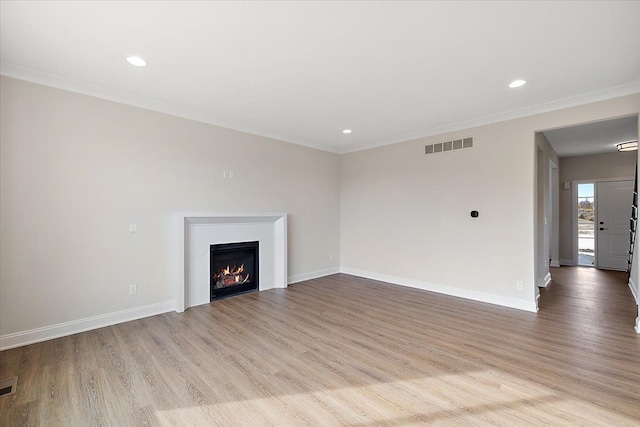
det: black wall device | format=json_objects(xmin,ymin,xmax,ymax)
[{"xmin": 471, "ymin": 210, "xmax": 479, "ymax": 218}]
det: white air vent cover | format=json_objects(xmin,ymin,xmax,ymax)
[{"xmin": 425, "ymin": 137, "xmax": 473, "ymax": 155}]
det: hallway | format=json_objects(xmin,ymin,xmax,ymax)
[{"xmin": 539, "ymin": 266, "xmax": 637, "ymax": 333}]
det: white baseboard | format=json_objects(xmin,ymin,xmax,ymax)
[
  {"xmin": 1, "ymin": 267, "xmax": 342, "ymax": 351},
  {"xmin": 550, "ymin": 260, "xmax": 560, "ymax": 268},
  {"xmin": 537, "ymin": 272, "xmax": 552, "ymax": 288},
  {"xmin": 559, "ymin": 259, "xmax": 574, "ymax": 266},
  {"xmin": 629, "ymin": 278, "xmax": 639, "ymax": 305},
  {"xmin": 0, "ymin": 300, "xmax": 175, "ymax": 351},
  {"xmin": 288, "ymin": 267, "xmax": 340, "ymax": 285},
  {"xmin": 340, "ymin": 267, "xmax": 537, "ymax": 313},
  {"xmin": 623, "ymin": 279, "xmax": 639, "ymax": 334}
]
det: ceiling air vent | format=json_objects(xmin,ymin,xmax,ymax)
[{"xmin": 425, "ymin": 137, "xmax": 473, "ymax": 155}]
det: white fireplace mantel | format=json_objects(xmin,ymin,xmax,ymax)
[{"xmin": 172, "ymin": 212, "xmax": 287, "ymax": 312}]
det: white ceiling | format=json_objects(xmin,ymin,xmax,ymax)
[
  {"xmin": 1, "ymin": 1, "xmax": 639, "ymax": 154},
  {"xmin": 543, "ymin": 116, "xmax": 639, "ymax": 158}
]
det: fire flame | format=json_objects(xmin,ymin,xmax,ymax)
[
  {"xmin": 222, "ymin": 264, "xmax": 244, "ymax": 275},
  {"xmin": 214, "ymin": 264, "xmax": 249, "ymax": 286}
]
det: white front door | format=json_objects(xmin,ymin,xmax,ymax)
[{"xmin": 596, "ymin": 180, "xmax": 634, "ymax": 271}]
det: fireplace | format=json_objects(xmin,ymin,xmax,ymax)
[{"xmin": 210, "ymin": 241, "xmax": 259, "ymax": 300}]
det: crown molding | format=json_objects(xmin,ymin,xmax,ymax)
[
  {"xmin": 3, "ymin": 62, "xmax": 638, "ymax": 155},
  {"xmin": 0, "ymin": 62, "xmax": 337, "ymax": 154},
  {"xmin": 338, "ymin": 81, "xmax": 640, "ymax": 154}
]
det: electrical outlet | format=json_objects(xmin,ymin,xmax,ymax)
[
  {"xmin": 223, "ymin": 171, "xmax": 229, "ymax": 179},
  {"xmin": 129, "ymin": 224, "xmax": 137, "ymax": 233},
  {"xmin": 229, "ymin": 170, "xmax": 235, "ymax": 179},
  {"xmin": 129, "ymin": 285, "xmax": 137, "ymax": 295},
  {"xmin": 516, "ymin": 281, "xmax": 523, "ymax": 290},
  {"xmin": 329, "ymin": 253, "xmax": 334, "ymax": 261}
]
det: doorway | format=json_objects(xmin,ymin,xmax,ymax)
[
  {"xmin": 573, "ymin": 179, "xmax": 634, "ymax": 270},
  {"xmin": 577, "ymin": 183, "xmax": 595, "ymax": 266},
  {"xmin": 596, "ymin": 180, "xmax": 634, "ymax": 271}
]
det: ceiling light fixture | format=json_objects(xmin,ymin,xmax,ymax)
[
  {"xmin": 508, "ymin": 79, "xmax": 527, "ymax": 88},
  {"xmin": 126, "ymin": 56, "xmax": 147, "ymax": 67},
  {"xmin": 342, "ymin": 129, "xmax": 352, "ymax": 134},
  {"xmin": 616, "ymin": 140, "xmax": 638, "ymax": 152}
]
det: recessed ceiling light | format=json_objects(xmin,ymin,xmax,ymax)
[
  {"xmin": 126, "ymin": 56, "xmax": 147, "ymax": 67},
  {"xmin": 508, "ymin": 79, "xmax": 527, "ymax": 88},
  {"xmin": 616, "ymin": 140, "xmax": 638, "ymax": 152},
  {"xmin": 342, "ymin": 129, "xmax": 352, "ymax": 134}
]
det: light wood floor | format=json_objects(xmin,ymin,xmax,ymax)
[{"xmin": 1, "ymin": 268, "xmax": 639, "ymax": 426}]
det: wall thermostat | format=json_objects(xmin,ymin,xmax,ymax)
[{"xmin": 471, "ymin": 210, "xmax": 479, "ymax": 218}]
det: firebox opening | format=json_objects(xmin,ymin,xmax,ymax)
[{"xmin": 210, "ymin": 241, "xmax": 259, "ymax": 301}]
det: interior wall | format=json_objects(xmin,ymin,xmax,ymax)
[
  {"xmin": 341, "ymin": 93, "xmax": 640, "ymax": 311},
  {"xmin": 340, "ymin": 118, "xmax": 541, "ymax": 311},
  {"xmin": 550, "ymin": 163, "xmax": 560, "ymax": 266},
  {"xmin": 558, "ymin": 151, "xmax": 637, "ymax": 264},
  {"xmin": 0, "ymin": 76, "xmax": 341, "ymax": 337},
  {"xmin": 535, "ymin": 132, "xmax": 559, "ymax": 289}
]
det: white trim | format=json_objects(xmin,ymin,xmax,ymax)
[
  {"xmin": 0, "ymin": 301, "xmax": 175, "ymax": 351},
  {"xmin": 2, "ymin": 63, "xmax": 639, "ymax": 155},
  {"xmin": 572, "ymin": 177, "xmax": 634, "ymax": 268},
  {"xmin": 538, "ymin": 272, "xmax": 552, "ymax": 288},
  {"xmin": 571, "ymin": 179, "xmax": 586, "ymax": 267},
  {"xmin": 288, "ymin": 267, "xmax": 340, "ymax": 285},
  {"xmin": 550, "ymin": 259, "xmax": 560, "ymax": 267},
  {"xmin": 340, "ymin": 81, "xmax": 640, "ymax": 153},
  {"xmin": 0, "ymin": 64, "xmax": 334, "ymax": 154},
  {"xmin": 627, "ymin": 279, "xmax": 639, "ymax": 334},
  {"xmin": 629, "ymin": 278, "xmax": 639, "ymax": 305},
  {"xmin": 559, "ymin": 259, "xmax": 574, "ymax": 266},
  {"xmin": 171, "ymin": 212, "xmax": 287, "ymax": 313},
  {"xmin": 340, "ymin": 267, "xmax": 538, "ymax": 313}
]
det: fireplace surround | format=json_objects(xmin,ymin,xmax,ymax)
[{"xmin": 173, "ymin": 212, "xmax": 287, "ymax": 312}]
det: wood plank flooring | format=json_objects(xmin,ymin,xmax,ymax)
[{"xmin": 1, "ymin": 268, "xmax": 639, "ymax": 426}]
